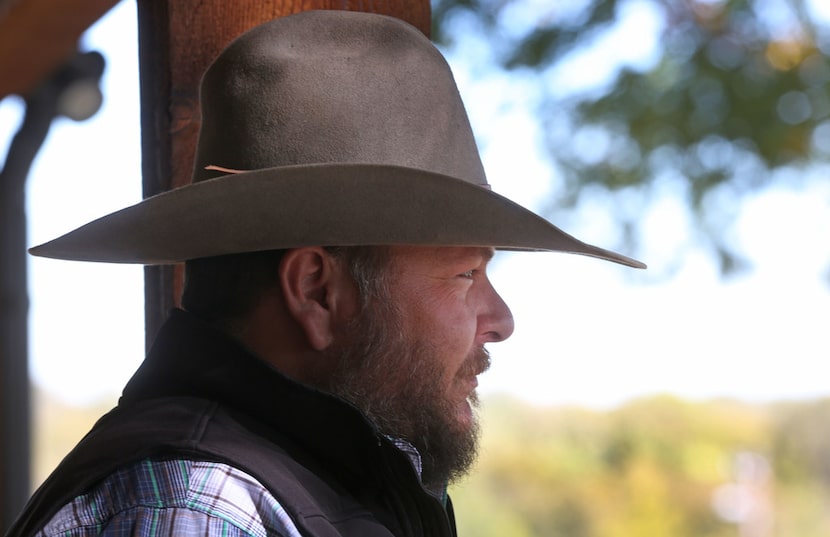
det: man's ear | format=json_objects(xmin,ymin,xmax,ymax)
[{"xmin": 279, "ymin": 247, "xmax": 357, "ymax": 351}]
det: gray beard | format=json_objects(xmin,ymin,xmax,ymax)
[{"xmin": 322, "ymin": 297, "xmax": 488, "ymax": 489}]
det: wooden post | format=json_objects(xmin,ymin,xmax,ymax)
[
  {"xmin": 0, "ymin": 3, "xmax": 116, "ymax": 530},
  {"xmin": 0, "ymin": 110, "xmax": 38, "ymax": 535},
  {"xmin": 137, "ymin": 0, "xmax": 431, "ymax": 347}
]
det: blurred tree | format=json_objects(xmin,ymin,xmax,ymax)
[
  {"xmin": 771, "ymin": 398, "xmax": 830, "ymax": 485},
  {"xmin": 451, "ymin": 395, "xmax": 830, "ymax": 537},
  {"xmin": 432, "ymin": 0, "xmax": 830, "ymax": 276}
]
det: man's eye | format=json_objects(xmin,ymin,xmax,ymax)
[{"xmin": 459, "ymin": 270, "xmax": 476, "ymax": 279}]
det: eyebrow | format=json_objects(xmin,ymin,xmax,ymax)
[
  {"xmin": 426, "ymin": 246, "xmax": 495, "ymax": 266},
  {"xmin": 462, "ymin": 247, "xmax": 494, "ymax": 265},
  {"xmin": 479, "ymin": 247, "xmax": 495, "ymax": 263}
]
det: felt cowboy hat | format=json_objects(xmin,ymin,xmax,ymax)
[{"xmin": 29, "ymin": 10, "xmax": 645, "ymax": 269}]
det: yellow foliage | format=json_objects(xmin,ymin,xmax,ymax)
[{"xmin": 32, "ymin": 389, "xmax": 830, "ymax": 536}]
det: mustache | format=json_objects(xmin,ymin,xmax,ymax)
[{"xmin": 458, "ymin": 347, "xmax": 491, "ymax": 379}]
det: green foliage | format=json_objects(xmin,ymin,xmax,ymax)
[
  {"xmin": 770, "ymin": 398, "xmax": 830, "ymax": 485},
  {"xmin": 432, "ymin": 0, "xmax": 830, "ymax": 275},
  {"xmin": 34, "ymin": 389, "xmax": 830, "ymax": 536},
  {"xmin": 452, "ymin": 394, "xmax": 830, "ymax": 537}
]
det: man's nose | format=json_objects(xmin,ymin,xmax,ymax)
[{"xmin": 478, "ymin": 278, "xmax": 515, "ymax": 343}]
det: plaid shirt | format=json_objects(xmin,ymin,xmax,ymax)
[
  {"xmin": 36, "ymin": 459, "xmax": 303, "ymax": 537},
  {"xmin": 36, "ymin": 439, "xmax": 429, "ymax": 536}
]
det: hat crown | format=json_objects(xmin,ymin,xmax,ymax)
[{"xmin": 193, "ymin": 10, "xmax": 487, "ymax": 185}]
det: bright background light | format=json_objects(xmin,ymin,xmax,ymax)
[{"xmin": 3, "ymin": 1, "xmax": 829, "ymax": 410}]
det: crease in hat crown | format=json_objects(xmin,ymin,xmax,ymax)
[
  {"xmin": 192, "ymin": 9, "xmax": 486, "ymax": 185},
  {"xmin": 28, "ymin": 9, "xmax": 645, "ymax": 270}
]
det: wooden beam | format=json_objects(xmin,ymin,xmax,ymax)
[
  {"xmin": 0, "ymin": 1, "xmax": 116, "ymax": 529},
  {"xmin": 0, "ymin": 0, "xmax": 119, "ymax": 99},
  {"xmin": 138, "ymin": 0, "xmax": 431, "ymax": 345}
]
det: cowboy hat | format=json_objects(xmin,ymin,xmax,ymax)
[{"xmin": 29, "ymin": 10, "xmax": 645, "ymax": 269}]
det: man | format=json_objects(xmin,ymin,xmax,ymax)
[{"xmin": 9, "ymin": 9, "xmax": 644, "ymax": 537}]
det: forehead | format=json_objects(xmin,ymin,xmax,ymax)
[{"xmin": 386, "ymin": 245, "xmax": 495, "ymax": 268}]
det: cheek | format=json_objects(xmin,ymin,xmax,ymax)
[
  {"xmin": 422, "ymin": 307, "xmax": 478, "ymax": 384},
  {"xmin": 395, "ymin": 282, "xmax": 479, "ymax": 371},
  {"xmin": 412, "ymin": 294, "xmax": 476, "ymax": 346}
]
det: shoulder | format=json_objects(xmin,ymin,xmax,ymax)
[{"xmin": 37, "ymin": 458, "xmax": 302, "ymax": 537}]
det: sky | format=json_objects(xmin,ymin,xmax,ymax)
[{"xmin": 3, "ymin": 1, "xmax": 829, "ymax": 410}]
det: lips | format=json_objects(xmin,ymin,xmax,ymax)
[
  {"xmin": 453, "ymin": 348, "xmax": 488, "ymax": 401},
  {"xmin": 458, "ymin": 378, "xmax": 478, "ymax": 400}
]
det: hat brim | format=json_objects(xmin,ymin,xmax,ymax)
[{"xmin": 29, "ymin": 163, "xmax": 645, "ymax": 268}]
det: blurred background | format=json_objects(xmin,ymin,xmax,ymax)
[{"xmin": 2, "ymin": 0, "xmax": 829, "ymax": 535}]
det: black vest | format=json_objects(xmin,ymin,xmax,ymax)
[{"xmin": 7, "ymin": 310, "xmax": 456, "ymax": 537}]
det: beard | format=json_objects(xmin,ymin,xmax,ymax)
[{"xmin": 322, "ymin": 296, "xmax": 490, "ymax": 490}]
